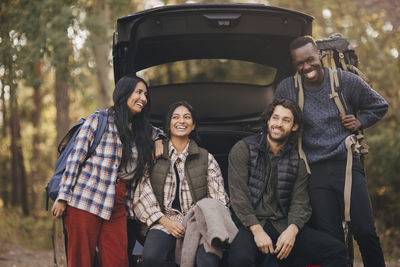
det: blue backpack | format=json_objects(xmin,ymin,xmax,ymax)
[{"xmin": 45, "ymin": 110, "xmax": 109, "ymax": 210}]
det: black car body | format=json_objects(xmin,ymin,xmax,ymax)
[
  {"xmin": 113, "ymin": 3, "xmax": 313, "ymax": 180},
  {"xmin": 114, "ymin": 3, "xmax": 314, "ymax": 267}
]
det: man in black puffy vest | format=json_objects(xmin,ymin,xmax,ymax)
[{"xmin": 227, "ymin": 98, "xmax": 347, "ymax": 267}]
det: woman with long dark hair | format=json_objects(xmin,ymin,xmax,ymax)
[
  {"xmin": 51, "ymin": 74, "xmax": 162, "ymax": 267},
  {"xmin": 133, "ymin": 101, "xmax": 230, "ymax": 267}
]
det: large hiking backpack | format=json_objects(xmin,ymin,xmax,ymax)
[
  {"xmin": 316, "ymin": 33, "xmax": 370, "ymax": 157},
  {"xmin": 316, "ymin": 32, "xmax": 371, "ymax": 85},
  {"xmin": 45, "ymin": 109, "xmax": 108, "ymax": 210}
]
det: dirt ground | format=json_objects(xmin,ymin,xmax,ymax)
[
  {"xmin": 0, "ymin": 241, "xmax": 54, "ymax": 267},
  {"xmin": 0, "ymin": 239, "xmax": 399, "ymax": 267}
]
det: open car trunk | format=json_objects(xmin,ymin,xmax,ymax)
[{"xmin": 113, "ymin": 3, "xmax": 313, "ymax": 180}]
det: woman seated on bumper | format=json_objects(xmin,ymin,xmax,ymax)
[{"xmin": 133, "ymin": 101, "xmax": 229, "ymax": 267}]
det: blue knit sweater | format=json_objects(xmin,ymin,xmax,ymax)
[{"xmin": 275, "ymin": 68, "xmax": 388, "ymax": 164}]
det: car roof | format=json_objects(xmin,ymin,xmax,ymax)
[{"xmin": 113, "ymin": 3, "xmax": 313, "ymax": 82}]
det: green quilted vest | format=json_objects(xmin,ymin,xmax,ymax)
[{"xmin": 150, "ymin": 140, "xmax": 209, "ymax": 212}]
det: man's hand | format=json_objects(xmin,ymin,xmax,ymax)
[
  {"xmin": 158, "ymin": 216, "xmax": 185, "ymax": 239},
  {"xmin": 51, "ymin": 200, "xmax": 67, "ymax": 218},
  {"xmin": 250, "ymin": 224, "xmax": 274, "ymax": 254},
  {"xmin": 274, "ymin": 224, "xmax": 298, "ymax": 260},
  {"xmin": 154, "ymin": 139, "xmax": 164, "ymax": 159},
  {"xmin": 340, "ymin": 114, "xmax": 362, "ymax": 132}
]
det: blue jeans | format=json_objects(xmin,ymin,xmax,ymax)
[{"xmin": 142, "ymin": 229, "xmax": 219, "ymax": 267}]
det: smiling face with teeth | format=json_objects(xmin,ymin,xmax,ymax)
[
  {"xmin": 126, "ymin": 81, "xmax": 148, "ymax": 115},
  {"xmin": 267, "ymin": 105, "xmax": 298, "ymax": 145},
  {"xmin": 291, "ymin": 42, "xmax": 324, "ymax": 88},
  {"xmin": 169, "ymin": 105, "xmax": 196, "ymax": 139}
]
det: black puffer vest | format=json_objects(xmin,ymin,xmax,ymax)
[
  {"xmin": 150, "ymin": 140, "xmax": 209, "ymax": 212},
  {"xmin": 243, "ymin": 133, "xmax": 299, "ymax": 215}
]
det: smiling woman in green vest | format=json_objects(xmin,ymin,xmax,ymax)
[{"xmin": 133, "ymin": 100, "xmax": 229, "ymax": 267}]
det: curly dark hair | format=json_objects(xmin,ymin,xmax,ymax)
[{"xmin": 261, "ymin": 98, "xmax": 303, "ymax": 144}]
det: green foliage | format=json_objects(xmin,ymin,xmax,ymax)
[
  {"xmin": 0, "ymin": 208, "xmax": 53, "ymax": 250},
  {"xmin": 141, "ymin": 60, "xmax": 277, "ymax": 86},
  {"xmin": 366, "ymin": 120, "xmax": 400, "ymax": 229}
]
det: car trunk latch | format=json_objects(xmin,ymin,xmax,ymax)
[{"xmin": 203, "ymin": 14, "xmax": 242, "ymax": 27}]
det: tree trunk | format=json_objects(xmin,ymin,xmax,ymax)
[
  {"xmin": 9, "ymin": 82, "xmax": 30, "ymax": 215},
  {"xmin": 30, "ymin": 60, "xmax": 43, "ymax": 210},
  {"xmin": 55, "ymin": 69, "xmax": 70, "ymax": 144},
  {"xmin": 10, "ymin": 85, "xmax": 20, "ymax": 207},
  {"xmin": 94, "ymin": 43, "xmax": 111, "ymax": 109},
  {"xmin": 0, "ymin": 78, "xmax": 9, "ymax": 207},
  {"xmin": 89, "ymin": 0, "xmax": 111, "ymax": 109},
  {"xmin": 1, "ymin": 3, "xmax": 12, "ymax": 209}
]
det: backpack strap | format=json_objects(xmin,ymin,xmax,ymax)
[
  {"xmin": 87, "ymin": 109, "xmax": 108, "ymax": 159},
  {"xmin": 294, "ymin": 72, "xmax": 304, "ymax": 111},
  {"xmin": 327, "ymin": 68, "xmax": 366, "ymax": 222},
  {"xmin": 321, "ymin": 49, "xmax": 337, "ymax": 69},
  {"xmin": 344, "ymin": 134, "xmax": 358, "ymax": 222},
  {"xmin": 346, "ymin": 64, "xmax": 371, "ymax": 85},
  {"xmin": 338, "ymin": 52, "xmax": 348, "ymax": 71},
  {"xmin": 293, "ymin": 73, "xmax": 311, "ymax": 175},
  {"xmin": 328, "ymin": 68, "xmax": 349, "ymax": 116}
]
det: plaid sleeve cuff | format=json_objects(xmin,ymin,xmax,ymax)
[
  {"xmin": 147, "ymin": 211, "xmax": 164, "ymax": 227},
  {"xmin": 57, "ymin": 191, "xmax": 71, "ymax": 203}
]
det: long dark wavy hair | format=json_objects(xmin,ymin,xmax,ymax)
[
  {"xmin": 109, "ymin": 74, "xmax": 154, "ymax": 181},
  {"xmin": 261, "ymin": 98, "xmax": 303, "ymax": 145},
  {"xmin": 164, "ymin": 100, "xmax": 199, "ymax": 142}
]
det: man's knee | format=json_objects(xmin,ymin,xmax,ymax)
[
  {"xmin": 227, "ymin": 226, "xmax": 258, "ymax": 267},
  {"xmin": 352, "ymin": 224, "xmax": 380, "ymax": 244},
  {"xmin": 319, "ymin": 236, "xmax": 347, "ymax": 265},
  {"xmin": 330, "ymin": 240, "xmax": 347, "ymax": 258},
  {"xmin": 196, "ymin": 245, "xmax": 219, "ymax": 267},
  {"xmin": 227, "ymin": 249, "xmax": 254, "ymax": 267}
]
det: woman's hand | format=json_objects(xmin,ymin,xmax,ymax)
[
  {"xmin": 51, "ymin": 200, "xmax": 67, "ymax": 218},
  {"xmin": 158, "ymin": 216, "xmax": 185, "ymax": 238},
  {"xmin": 154, "ymin": 139, "xmax": 164, "ymax": 159}
]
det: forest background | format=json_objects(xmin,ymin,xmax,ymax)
[{"xmin": 1, "ymin": 0, "xmax": 399, "ymax": 261}]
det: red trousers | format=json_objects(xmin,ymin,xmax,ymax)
[{"xmin": 64, "ymin": 179, "xmax": 129, "ymax": 267}]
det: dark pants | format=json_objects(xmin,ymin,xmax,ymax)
[
  {"xmin": 228, "ymin": 221, "xmax": 346, "ymax": 267},
  {"xmin": 309, "ymin": 158, "xmax": 385, "ymax": 267},
  {"xmin": 142, "ymin": 229, "xmax": 219, "ymax": 267}
]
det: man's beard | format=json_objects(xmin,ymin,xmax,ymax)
[{"xmin": 267, "ymin": 131, "xmax": 290, "ymax": 145}]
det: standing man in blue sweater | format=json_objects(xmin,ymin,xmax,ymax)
[{"xmin": 275, "ymin": 35, "xmax": 388, "ymax": 267}]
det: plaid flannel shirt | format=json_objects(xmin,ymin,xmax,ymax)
[
  {"xmin": 57, "ymin": 111, "xmax": 164, "ymax": 220},
  {"xmin": 133, "ymin": 140, "xmax": 229, "ymax": 234}
]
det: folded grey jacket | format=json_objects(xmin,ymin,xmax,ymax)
[{"xmin": 175, "ymin": 198, "xmax": 238, "ymax": 267}]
